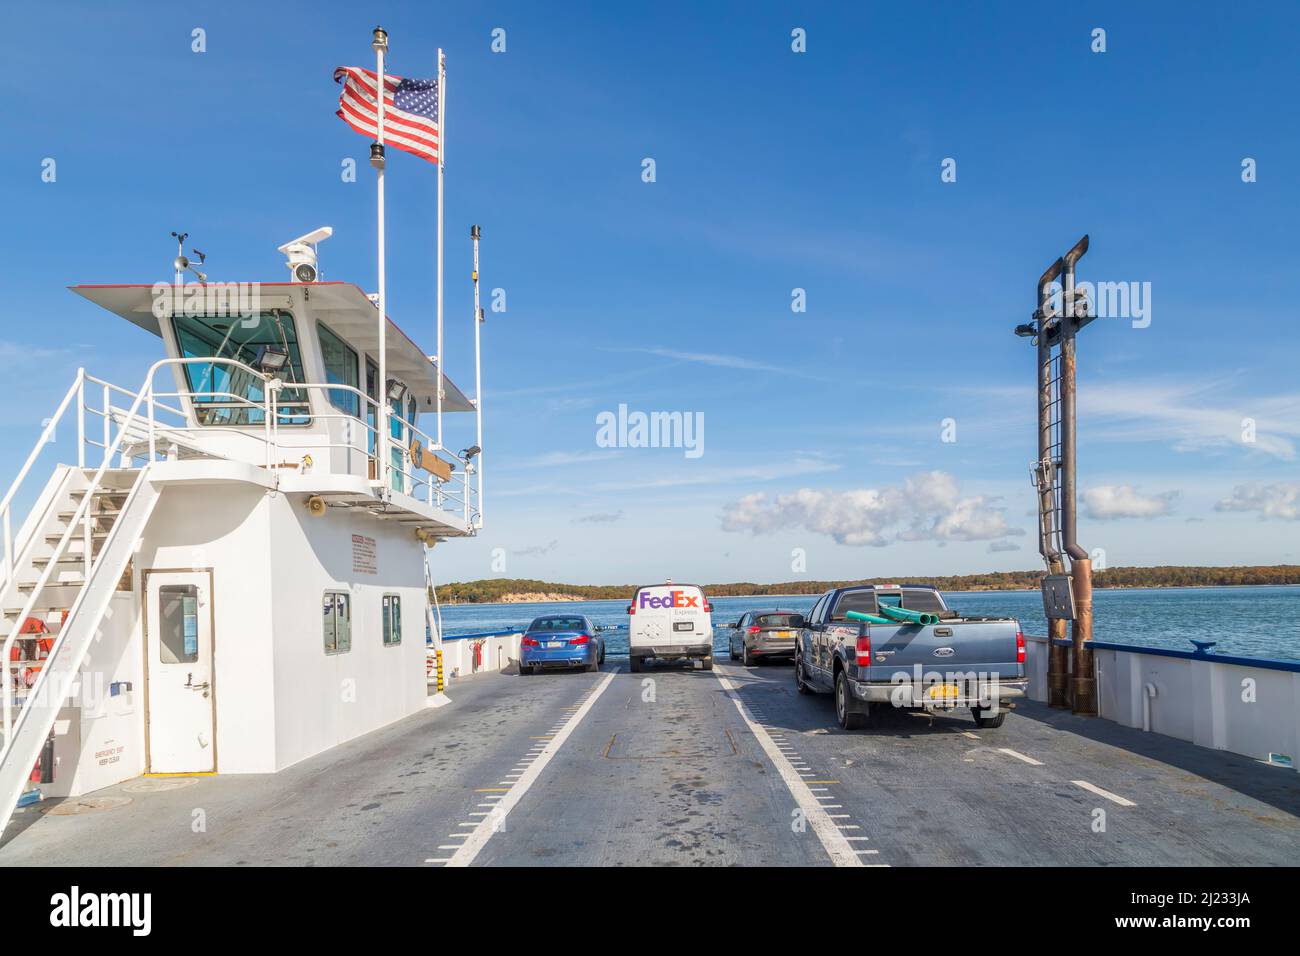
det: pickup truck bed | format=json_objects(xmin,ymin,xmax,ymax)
[{"xmin": 794, "ymin": 585, "xmax": 1027, "ymax": 730}]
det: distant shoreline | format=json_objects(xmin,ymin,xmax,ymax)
[{"xmin": 437, "ymin": 578, "xmax": 1300, "ymax": 607}]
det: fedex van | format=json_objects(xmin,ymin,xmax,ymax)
[{"xmin": 627, "ymin": 583, "xmax": 714, "ymax": 672}]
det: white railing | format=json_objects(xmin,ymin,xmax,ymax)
[{"xmin": 0, "ymin": 360, "xmax": 480, "ymax": 584}]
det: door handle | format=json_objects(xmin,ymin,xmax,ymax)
[{"xmin": 187, "ymin": 681, "xmax": 210, "ymax": 691}]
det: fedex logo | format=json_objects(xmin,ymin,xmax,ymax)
[{"xmin": 639, "ymin": 590, "xmax": 700, "ymax": 610}]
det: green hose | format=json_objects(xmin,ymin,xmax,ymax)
[
  {"xmin": 845, "ymin": 610, "xmax": 894, "ymax": 625},
  {"xmin": 875, "ymin": 605, "xmax": 939, "ymax": 626}
]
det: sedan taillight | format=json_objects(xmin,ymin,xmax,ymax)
[
  {"xmin": 570, "ymin": 635, "xmax": 591, "ymax": 645},
  {"xmin": 747, "ymin": 626, "xmax": 761, "ymax": 635},
  {"xmin": 521, "ymin": 636, "xmax": 539, "ymax": 647}
]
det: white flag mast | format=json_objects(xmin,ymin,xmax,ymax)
[
  {"xmin": 435, "ymin": 48, "xmax": 446, "ymax": 450},
  {"xmin": 371, "ymin": 26, "xmax": 390, "ymax": 492}
]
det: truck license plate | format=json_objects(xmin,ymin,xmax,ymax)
[
  {"xmin": 928, "ymin": 684, "xmax": 960, "ymax": 701},
  {"xmin": 673, "ymin": 622, "xmax": 694, "ymax": 632}
]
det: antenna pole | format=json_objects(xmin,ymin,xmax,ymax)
[
  {"xmin": 372, "ymin": 26, "xmax": 389, "ymax": 493},
  {"xmin": 471, "ymin": 224, "xmax": 483, "ymax": 529},
  {"xmin": 435, "ymin": 48, "xmax": 446, "ymax": 450}
]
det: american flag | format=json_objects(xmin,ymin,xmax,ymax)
[{"xmin": 334, "ymin": 66, "xmax": 440, "ymax": 164}]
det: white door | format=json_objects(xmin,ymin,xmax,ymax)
[{"xmin": 145, "ymin": 571, "xmax": 216, "ymax": 773}]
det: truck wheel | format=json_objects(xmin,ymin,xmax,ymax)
[
  {"xmin": 971, "ymin": 706, "xmax": 1006, "ymax": 729},
  {"xmin": 701, "ymin": 654, "xmax": 713, "ymax": 671},
  {"xmin": 742, "ymin": 645, "xmax": 753, "ymax": 666},
  {"xmin": 795, "ymin": 658, "xmax": 812, "ymax": 695},
  {"xmin": 835, "ymin": 671, "xmax": 865, "ymax": 731},
  {"xmin": 629, "ymin": 655, "xmax": 642, "ymax": 673}
]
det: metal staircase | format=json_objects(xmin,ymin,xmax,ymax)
[{"xmin": 0, "ymin": 371, "xmax": 167, "ymax": 836}]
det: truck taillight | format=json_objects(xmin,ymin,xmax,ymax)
[
  {"xmin": 855, "ymin": 633, "xmax": 872, "ymax": 666},
  {"xmin": 1015, "ymin": 625, "xmax": 1026, "ymax": 664}
]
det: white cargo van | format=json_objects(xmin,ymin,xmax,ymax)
[{"xmin": 627, "ymin": 583, "xmax": 714, "ymax": 672}]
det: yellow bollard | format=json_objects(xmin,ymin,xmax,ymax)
[{"xmin": 436, "ymin": 649, "xmax": 445, "ymax": 693}]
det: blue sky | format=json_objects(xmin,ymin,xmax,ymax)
[{"xmin": 2, "ymin": 2, "xmax": 1298, "ymax": 585}]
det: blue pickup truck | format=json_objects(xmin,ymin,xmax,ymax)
[{"xmin": 793, "ymin": 584, "xmax": 1027, "ymax": 730}]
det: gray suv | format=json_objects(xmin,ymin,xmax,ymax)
[{"xmin": 725, "ymin": 610, "xmax": 804, "ymax": 665}]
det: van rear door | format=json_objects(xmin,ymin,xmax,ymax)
[{"xmin": 629, "ymin": 585, "xmax": 712, "ymax": 651}]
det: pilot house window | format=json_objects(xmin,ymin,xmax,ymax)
[
  {"xmin": 318, "ymin": 322, "xmax": 360, "ymax": 417},
  {"xmin": 173, "ymin": 310, "xmax": 310, "ymax": 425}
]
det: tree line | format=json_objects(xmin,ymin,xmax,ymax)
[{"xmin": 435, "ymin": 566, "xmax": 1300, "ymax": 604}]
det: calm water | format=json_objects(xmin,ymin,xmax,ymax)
[{"xmin": 435, "ymin": 586, "xmax": 1300, "ymax": 662}]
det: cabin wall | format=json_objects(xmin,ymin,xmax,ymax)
[
  {"xmin": 49, "ymin": 591, "xmax": 143, "ymax": 798},
  {"xmin": 267, "ymin": 495, "xmax": 428, "ymax": 770},
  {"xmin": 136, "ymin": 484, "xmax": 279, "ymax": 773}
]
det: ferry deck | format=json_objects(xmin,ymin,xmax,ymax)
[{"xmin": 2, "ymin": 659, "xmax": 1296, "ymax": 866}]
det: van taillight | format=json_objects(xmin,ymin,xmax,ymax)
[
  {"xmin": 1015, "ymin": 625, "xmax": 1026, "ymax": 664},
  {"xmin": 703, "ymin": 601, "xmax": 713, "ymax": 613},
  {"xmin": 855, "ymin": 634, "xmax": 872, "ymax": 666},
  {"xmin": 627, "ymin": 604, "xmax": 634, "ymax": 615}
]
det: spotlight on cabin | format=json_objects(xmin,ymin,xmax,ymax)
[
  {"xmin": 1014, "ymin": 323, "xmax": 1037, "ymax": 338},
  {"xmin": 386, "ymin": 379, "xmax": 407, "ymax": 403},
  {"xmin": 254, "ymin": 345, "xmax": 290, "ymax": 373},
  {"xmin": 460, "ymin": 445, "xmax": 481, "ymax": 461}
]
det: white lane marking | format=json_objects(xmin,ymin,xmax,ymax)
[
  {"xmin": 450, "ymin": 833, "xmax": 473, "ymax": 837},
  {"xmin": 845, "ymin": 836, "xmax": 870, "ymax": 842},
  {"xmin": 836, "ymin": 824, "xmax": 861, "ymax": 830},
  {"xmin": 713, "ymin": 665, "xmax": 868, "ymax": 867},
  {"xmin": 855, "ymin": 849, "xmax": 880, "ymax": 855},
  {"xmin": 443, "ymin": 671, "xmax": 617, "ymax": 867},
  {"xmin": 998, "ymin": 748, "xmax": 1044, "ymax": 766},
  {"xmin": 1072, "ymin": 780, "xmax": 1136, "ymax": 807},
  {"xmin": 425, "ymin": 857, "xmax": 452, "ymax": 863},
  {"xmin": 961, "ymin": 731, "xmax": 979, "ymax": 740},
  {"xmin": 437, "ymin": 844, "xmax": 463, "ymax": 850}
]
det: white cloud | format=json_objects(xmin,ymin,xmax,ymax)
[
  {"xmin": 720, "ymin": 470, "xmax": 1022, "ymax": 547},
  {"xmin": 1082, "ymin": 380, "xmax": 1300, "ymax": 461},
  {"xmin": 1083, "ymin": 485, "xmax": 1178, "ymax": 520},
  {"xmin": 1215, "ymin": 481, "xmax": 1300, "ymax": 520}
]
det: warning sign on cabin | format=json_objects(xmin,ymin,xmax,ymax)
[{"xmin": 352, "ymin": 534, "xmax": 378, "ymax": 575}]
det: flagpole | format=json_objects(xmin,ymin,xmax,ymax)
[
  {"xmin": 435, "ymin": 48, "xmax": 445, "ymax": 451},
  {"xmin": 372, "ymin": 26, "xmax": 390, "ymax": 493}
]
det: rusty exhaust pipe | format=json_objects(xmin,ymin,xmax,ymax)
[{"xmin": 1058, "ymin": 234, "xmax": 1096, "ymax": 714}]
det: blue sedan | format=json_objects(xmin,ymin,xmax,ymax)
[{"xmin": 519, "ymin": 615, "xmax": 605, "ymax": 675}]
